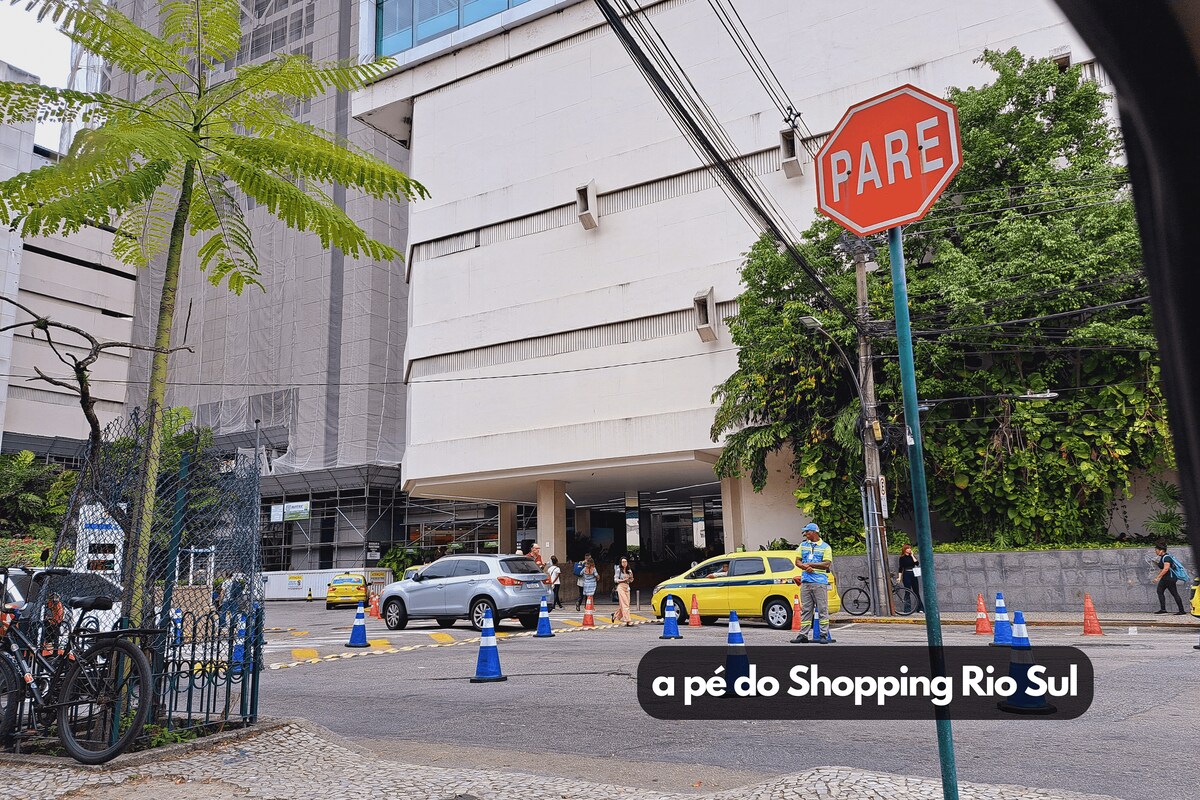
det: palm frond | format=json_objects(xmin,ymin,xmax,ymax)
[
  {"xmin": 212, "ymin": 130, "xmax": 428, "ymax": 204},
  {"xmin": 160, "ymin": 0, "xmax": 241, "ymax": 69},
  {"xmin": 114, "ymin": 164, "xmax": 185, "ymax": 268},
  {"xmin": 219, "ymin": 54, "xmax": 400, "ymax": 103},
  {"xmin": 215, "ymin": 150, "xmax": 399, "ymax": 263},
  {"xmin": 7, "ymin": 159, "xmax": 173, "ymax": 237},
  {"xmin": 0, "ymin": 81, "xmax": 110, "ymax": 125},
  {"xmin": 190, "ymin": 163, "xmax": 261, "ymax": 293},
  {"xmin": 14, "ymin": 0, "xmax": 193, "ymax": 85}
]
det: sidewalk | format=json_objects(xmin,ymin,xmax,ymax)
[
  {"xmin": 844, "ymin": 610, "xmax": 1199, "ymax": 629},
  {"xmin": 0, "ymin": 718, "xmax": 1124, "ymax": 800}
]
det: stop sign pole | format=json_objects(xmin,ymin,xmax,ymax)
[{"xmin": 816, "ymin": 85, "xmax": 962, "ymax": 800}]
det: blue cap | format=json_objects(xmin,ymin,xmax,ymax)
[{"xmin": 802, "ymin": 523, "xmax": 820, "ymax": 532}]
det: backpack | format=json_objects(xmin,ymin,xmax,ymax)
[
  {"xmin": 573, "ymin": 561, "xmax": 585, "ymax": 577},
  {"xmin": 1166, "ymin": 554, "xmax": 1190, "ymax": 583}
]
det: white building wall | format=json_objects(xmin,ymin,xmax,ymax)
[{"xmin": 356, "ymin": 0, "xmax": 1094, "ymax": 531}]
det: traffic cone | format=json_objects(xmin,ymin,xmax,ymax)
[
  {"xmin": 345, "ymin": 602, "xmax": 370, "ymax": 648},
  {"xmin": 535, "ymin": 596, "xmax": 555, "ymax": 638},
  {"xmin": 974, "ymin": 594, "xmax": 992, "ymax": 635},
  {"xmin": 470, "ymin": 606, "xmax": 507, "ymax": 682},
  {"xmin": 306, "ymin": 588, "xmax": 312, "ymax": 602},
  {"xmin": 991, "ymin": 592, "xmax": 1013, "ymax": 646},
  {"xmin": 1082, "ymin": 593, "xmax": 1104, "ymax": 636},
  {"xmin": 723, "ymin": 611, "xmax": 749, "ymax": 696},
  {"xmin": 688, "ymin": 594, "xmax": 702, "ymax": 627},
  {"xmin": 791, "ymin": 594, "xmax": 802, "ymax": 632},
  {"xmin": 582, "ymin": 596, "xmax": 595, "ymax": 628},
  {"xmin": 997, "ymin": 611, "xmax": 1056, "ymax": 715},
  {"xmin": 660, "ymin": 596, "xmax": 683, "ymax": 640},
  {"xmin": 369, "ymin": 593, "xmax": 381, "ymax": 619},
  {"xmin": 171, "ymin": 607, "xmax": 183, "ymax": 646},
  {"xmin": 813, "ymin": 609, "xmax": 834, "ymax": 644}
]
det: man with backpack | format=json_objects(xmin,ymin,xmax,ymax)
[{"xmin": 1152, "ymin": 538, "xmax": 1189, "ymax": 615}]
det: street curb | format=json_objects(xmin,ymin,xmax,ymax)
[
  {"xmin": 844, "ymin": 615, "xmax": 1200, "ymax": 629},
  {"xmin": 0, "ymin": 717, "xmax": 296, "ymax": 772}
]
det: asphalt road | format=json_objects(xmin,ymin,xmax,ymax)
[{"xmin": 258, "ymin": 602, "xmax": 1196, "ymax": 799}]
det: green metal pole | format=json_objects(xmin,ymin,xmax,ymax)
[{"xmin": 888, "ymin": 226, "xmax": 959, "ymax": 800}]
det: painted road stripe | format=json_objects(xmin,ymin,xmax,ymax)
[
  {"xmin": 558, "ymin": 619, "xmax": 583, "ymax": 627},
  {"xmin": 291, "ymin": 631, "xmax": 310, "ymax": 637},
  {"xmin": 367, "ymin": 638, "xmax": 391, "ymax": 648},
  {"xmin": 291, "ymin": 648, "xmax": 319, "ymax": 660},
  {"xmin": 427, "ymin": 633, "xmax": 456, "ymax": 644}
]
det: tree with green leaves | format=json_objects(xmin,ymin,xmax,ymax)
[
  {"xmin": 712, "ymin": 49, "xmax": 1169, "ymax": 550},
  {"xmin": 0, "ymin": 450, "xmax": 75, "ymax": 543},
  {"xmin": 0, "ymin": 0, "xmax": 427, "ymax": 622}
]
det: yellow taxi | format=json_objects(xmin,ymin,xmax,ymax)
[
  {"xmin": 651, "ymin": 552, "xmax": 840, "ymax": 629},
  {"xmin": 325, "ymin": 572, "xmax": 369, "ymax": 610}
]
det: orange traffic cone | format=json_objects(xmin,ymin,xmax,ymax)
[
  {"xmin": 582, "ymin": 596, "xmax": 595, "ymax": 628},
  {"xmin": 369, "ymin": 593, "xmax": 381, "ymax": 619},
  {"xmin": 791, "ymin": 594, "xmax": 802, "ymax": 632},
  {"xmin": 974, "ymin": 593, "xmax": 992, "ymax": 635},
  {"xmin": 1082, "ymin": 593, "xmax": 1104, "ymax": 636},
  {"xmin": 688, "ymin": 594, "xmax": 702, "ymax": 627}
]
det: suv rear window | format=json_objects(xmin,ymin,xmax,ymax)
[
  {"xmin": 768, "ymin": 556, "xmax": 796, "ymax": 573},
  {"xmin": 500, "ymin": 557, "xmax": 542, "ymax": 575}
]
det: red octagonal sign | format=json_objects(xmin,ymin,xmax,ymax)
[{"xmin": 815, "ymin": 84, "xmax": 962, "ymax": 236}]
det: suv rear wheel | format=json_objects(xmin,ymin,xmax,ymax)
[
  {"xmin": 383, "ymin": 598, "xmax": 408, "ymax": 630},
  {"xmin": 470, "ymin": 598, "xmax": 497, "ymax": 631},
  {"xmin": 763, "ymin": 597, "xmax": 792, "ymax": 630}
]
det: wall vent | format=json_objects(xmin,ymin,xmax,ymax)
[{"xmin": 576, "ymin": 180, "xmax": 599, "ymax": 230}]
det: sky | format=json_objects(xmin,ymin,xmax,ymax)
[{"xmin": 0, "ymin": 4, "xmax": 72, "ymax": 150}]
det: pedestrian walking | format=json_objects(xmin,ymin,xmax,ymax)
[
  {"xmin": 218, "ymin": 571, "xmax": 246, "ymax": 628},
  {"xmin": 574, "ymin": 558, "xmax": 587, "ymax": 611},
  {"xmin": 530, "ymin": 543, "xmax": 546, "ymax": 569},
  {"xmin": 580, "ymin": 555, "xmax": 598, "ymax": 613},
  {"xmin": 1152, "ymin": 538, "xmax": 1189, "ymax": 614},
  {"xmin": 790, "ymin": 523, "xmax": 834, "ymax": 643},
  {"xmin": 612, "ymin": 557, "xmax": 634, "ymax": 625},
  {"xmin": 896, "ymin": 544, "xmax": 924, "ymax": 613},
  {"xmin": 547, "ymin": 556, "xmax": 563, "ymax": 609}
]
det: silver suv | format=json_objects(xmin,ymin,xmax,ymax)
[{"xmin": 379, "ymin": 554, "xmax": 548, "ymax": 631}]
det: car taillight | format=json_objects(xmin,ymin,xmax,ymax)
[{"xmin": 497, "ymin": 576, "xmax": 522, "ymax": 587}]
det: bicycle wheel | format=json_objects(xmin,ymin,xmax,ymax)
[
  {"xmin": 0, "ymin": 653, "xmax": 21, "ymax": 747},
  {"xmin": 892, "ymin": 586, "xmax": 919, "ymax": 616},
  {"xmin": 841, "ymin": 587, "xmax": 871, "ymax": 616},
  {"xmin": 56, "ymin": 638, "xmax": 151, "ymax": 764}
]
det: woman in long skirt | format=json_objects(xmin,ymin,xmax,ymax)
[{"xmin": 614, "ymin": 557, "xmax": 634, "ymax": 626}]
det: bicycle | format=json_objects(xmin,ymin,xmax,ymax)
[
  {"xmin": 840, "ymin": 576, "xmax": 921, "ymax": 617},
  {"xmin": 0, "ymin": 565, "xmax": 154, "ymax": 764}
]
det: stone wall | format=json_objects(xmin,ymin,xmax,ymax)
[{"xmin": 830, "ymin": 547, "xmax": 1197, "ymax": 613}]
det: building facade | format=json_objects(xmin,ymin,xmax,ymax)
[
  {"xmin": 0, "ymin": 60, "xmax": 137, "ymax": 465},
  {"xmin": 352, "ymin": 0, "xmax": 1103, "ymax": 568}
]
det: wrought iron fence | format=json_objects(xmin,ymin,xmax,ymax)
[{"xmin": 8, "ymin": 405, "xmax": 263, "ymax": 752}]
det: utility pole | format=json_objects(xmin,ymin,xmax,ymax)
[{"xmin": 846, "ymin": 236, "xmax": 891, "ymax": 615}]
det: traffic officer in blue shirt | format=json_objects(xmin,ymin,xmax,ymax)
[{"xmin": 791, "ymin": 522, "xmax": 834, "ymax": 644}]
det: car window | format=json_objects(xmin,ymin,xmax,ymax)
[
  {"xmin": 452, "ymin": 559, "xmax": 486, "ymax": 577},
  {"xmin": 419, "ymin": 560, "xmax": 456, "ymax": 580},
  {"xmin": 729, "ymin": 557, "xmax": 766, "ymax": 577},
  {"xmin": 689, "ymin": 560, "xmax": 731, "ymax": 579},
  {"xmin": 768, "ymin": 556, "xmax": 795, "ymax": 573},
  {"xmin": 500, "ymin": 557, "xmax": 542, "ymax": 575},
  {"xmin": 332, "ymin": 575, "xmax": 363, "ymax": 585}
]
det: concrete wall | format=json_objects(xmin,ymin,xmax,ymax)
[{"xmin": 830, "ymin": 547, "xmax": 1197, "ymax": 613}]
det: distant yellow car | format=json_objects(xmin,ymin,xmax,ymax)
[
  {"xmin": 325, "ymin": 572, "xmax": 369, "ymax": 610},
  {"xmin": 651, "ymin": 552, "xmax": 840, "ymax": 629}
]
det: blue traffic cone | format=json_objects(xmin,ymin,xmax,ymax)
[
  {"xmin": 660, "ymin": 596, "xmax": 683, "ymax": 640},
  {"xmin": 171, "ymin": 607, "xmax": 183, "ymax": 646},
  {"xmin": 724, "ymin": 610, "xmax": 749, "ymax": 696},
  {"xmin": 535, "ymin": 596, "xmax": 555, "ymax": 638},
  {"xmin": 991, "ymin": 592, "xmax": 1013, "ymax": 647},
  {"xmin": 345, "ymin": 602, "xmax": 369, "ymax": 648},
  {"xmin": 998, "ymin": 611, "xmax": 1056, "ymax": 715},
  {"xmin": 231, "ymin": 614, "xmax": 247, "ymax": 676},
  {"xmin": 813, "ymin": 610, "xmax": 835, "ymax": 644},
  {"xmin": 471, "ymin": 606, "xmax": 508, "ymax": 682}
]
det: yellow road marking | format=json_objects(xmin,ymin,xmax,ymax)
[
  {"xmin": 558, "ymin": 619, "xmax": 582, "ymax": 627},
  {"xmin": 291, "ymin": 630, "xmax": 310, "ymax": 637},
  {"xmin": 427, "ymin": 633, "xmax": 456, "ymax": 644},
  {"xmin": 291, "ymin": 648, "xmax": 319, "ymax": 660},
  {"xmin": 368, "ymin": 638, "xmax": 390, "ymax": 648},
  {"xmin": 630, "ymin": 614, "xmax": 651, "ymax": 622}
]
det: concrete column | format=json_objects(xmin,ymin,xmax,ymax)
[
  {"xmin": 563, "ymin": 508, "xmax": 590, "ymax": 605},
  {"xmin": 720, "ymin": 476, "xmax": 745, "ymax": 552},
  {"xmin": 536, "ymin": 480, "xmax": 567, "ymax": 562},
  {"xmin": 499, "ymin": 502, "xmax": 518, "ymax": 554}
]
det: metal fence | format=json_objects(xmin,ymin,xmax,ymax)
[{"xmin": 10, "ymin": 405, "xmax": 265, "ymax": 749}]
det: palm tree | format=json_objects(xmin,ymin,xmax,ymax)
[{"xmin": 0, "ymin": 0, "xmax": 427, "ymax": 623}]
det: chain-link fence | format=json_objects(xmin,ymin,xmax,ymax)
[{"xmin": 9, "ymin": 404, "xmax": 265, "ymax": 749}]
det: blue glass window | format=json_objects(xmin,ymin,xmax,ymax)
[{"xmin": 378, "ymin": 0, "xmax": 536, "ymax": 57}]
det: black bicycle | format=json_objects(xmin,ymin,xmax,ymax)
[
  {"xmin": 0, "ymin": 565, "xmax": 153, "ymax": 764},
  {"xmin": 840, "ymin": 576, "xmax": 921, "ymax": 617}
]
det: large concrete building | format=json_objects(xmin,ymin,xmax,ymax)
[
  {"xmin": 351, "ymin": 0, "xmax": 1108, "ymax": 569},
  {"xmin": 0, "ymin": 60, "xmax": 137, "ymax": 465}
]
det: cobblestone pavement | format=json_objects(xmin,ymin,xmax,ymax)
[{"xmin": 2, "ymin": 719, "xmax": 1122, "ymax": 800}]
